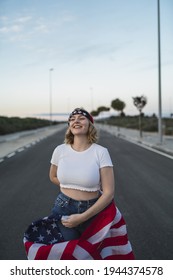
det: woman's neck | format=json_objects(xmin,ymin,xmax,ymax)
[{"xmin": 71, "ymin": 137, "xmax": 91, "ymax": 152}]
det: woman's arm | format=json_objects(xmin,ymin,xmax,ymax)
[
  {"xmin": 62, "ymin": 166, "xmax": 115, "ymax": 228},
  {"xmin": 49, "ymin": 164, "xmax": 60, "ymax": 186}
]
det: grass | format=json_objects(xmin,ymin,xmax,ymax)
[{"xmin": 97, "ymin": 115, "xmax": 173, "ymax": 135}]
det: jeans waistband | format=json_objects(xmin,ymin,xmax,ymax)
[{"xmin": 59, "ymin": 191, "xmax": 100, "ymax": 205}]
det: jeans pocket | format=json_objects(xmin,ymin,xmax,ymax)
[
  {"xmin": 55, "ymin": 196, "xmax": 69, "ymax": 208},
  {"xmin": 51, "ymin": 196, "xmax": 70, "ymax": 217}
]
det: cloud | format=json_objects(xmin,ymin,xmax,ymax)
[
  {"xmin": 60, "ymin": 10, "xmax": 76, "ymax": 24},
  {"xmin": 0, "ymin": 15, "xmax": 27, "ymax": 36},
  {"xmin": 0, "ymin": 8, "xmax": 77, "ymax": 42},
  {"xmin": 14, "ymin": 16, "xmax": 32, "ymax": 23},
  {"xmin": 0, "ymin": 16, "xmax": 8, "ymax": 22},
  {"xmin": 0, "ymin": 26, "xmax": 9, "ymax": 33},
  {"xmin": 33, "ymin": 17, "xmax": 49, "ymax": 33},
  {"xmin": 0, "ymin": 14, "xmax": 48, "ymax": 42},
  {"xmin": 0, "ymin": 24, "xmax": 22, "ymax": 34},
  {"xmin": 34, "ymin": 23, "xmax": 48, "ymax": 33}
]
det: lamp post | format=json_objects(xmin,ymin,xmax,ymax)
[
  {"xmin": 49, "ymin": 68, "xmax": 54, "ymax": 125},
  {"xmin": 157, "ymin": 0, "xmax": 162, "ymax": 144},
  {"xmin": 90, "ymin": 87, "xmax": 94, "ymax": 111}
]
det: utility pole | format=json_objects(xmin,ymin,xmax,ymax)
[
  {"xmin": 157, "ymin": 0, "xmax": 163, "ymax": 144},
  {"xmin": 49, "ymin": 68, "xmax": 54, "ymax": 125}
]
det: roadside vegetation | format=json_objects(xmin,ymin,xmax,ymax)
[
  {"xmin": 96, "ymin": 115, "xmax": 173, "ymax": 136},
  {"xmin": 0, "ymin": 116, "xmax": 59, "ymax": 135},
  {"xmin": 1, "ymin": 95, "xmax": 173, "ymax": 136},
  {"xmin": 92, "ymin": 96, "xmax": 173, "ymax": 136}
]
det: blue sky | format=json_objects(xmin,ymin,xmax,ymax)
[{"xmin": 0, "ymin": 0, "xmax": 173, "ymax": 119}]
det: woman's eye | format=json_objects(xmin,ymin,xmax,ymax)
[{"xmin": 69, "ymin": 116, "xmax": 85, "ymax": 122}]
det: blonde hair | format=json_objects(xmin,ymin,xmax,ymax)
[{"xmin": 64, "ymin": 122, "xmax": 98, "ymax": 144}]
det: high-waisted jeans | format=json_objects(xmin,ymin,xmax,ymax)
[{"xmin": 51, "ymin": 192, "xmax": 99, "ymax": 241}]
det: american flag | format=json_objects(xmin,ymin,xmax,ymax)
[{"xmin": 23, "ymin": 202, "xmax": 135, "ymax": 260}]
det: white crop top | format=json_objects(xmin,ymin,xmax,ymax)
[{"xmin": 50, "ymin": 143, "xmax": 113, "ymax": 192}]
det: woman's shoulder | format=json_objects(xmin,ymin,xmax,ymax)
[
  {"xmin": 53, "ymin": 143, "xmax": 69, "ymax": 153},
  {"xmin": 92, "ymin": 143, "xmax": 108, "ymax": 153},
  {"xmin": 92, "ymin": 143, "xmax": 113, "ymax": 166}
]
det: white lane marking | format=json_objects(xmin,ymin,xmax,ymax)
[{"xmin": 7, "ymin": 152, "xmax": 16, "ymax": 158}]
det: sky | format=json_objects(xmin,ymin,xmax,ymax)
[{"xmin": 0, "ymin": 0, "xmax": 173, "ymax": 120}]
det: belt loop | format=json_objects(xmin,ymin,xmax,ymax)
[{"xmin": 87, "ymin": 200, "xmax": 90, "ymax": 207}]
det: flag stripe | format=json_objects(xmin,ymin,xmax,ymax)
[
  {"xmin": 47, "ymin": 242, "xmax": 69, "ymax": 260},
  {"xmin": 60, "ymin": 239, "xmax": 78, "ymax": 260},
  {"xmin": 73, "ymin": 244, "xmax": 94, "ymax": 260},
  {"xmin": 100, "ymin": 241, "xmax": 133, "ymax": 259},
  {"xmin": 23, "ymin": 202, "xmax": 135, "ymax": 260},
  {"xmin": 28, "ymin": 243, "xmax": 45, "ymax": 260}
]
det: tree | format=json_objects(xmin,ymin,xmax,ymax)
[
  {"xmin": 111, "ymin": 98, "xmax": 126, "ymax": 116},
  {"xmin": 90, "ymin": 110, "xmax": 99, "ymax": 116},
  {"xmin": 132, "ymin": 95, "xmax": 147, "ymax": 137},
  {"xmin": 90, "ymin": 106, "xmax": 110, "ymax": 117},
  {"xmin": 97, "ymin": 106, "xmax": 110, "ymax": 114}
]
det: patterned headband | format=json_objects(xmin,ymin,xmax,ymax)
[{"xmin": 68, "ymin": 108, "xmax": 94, "ymax": 123}]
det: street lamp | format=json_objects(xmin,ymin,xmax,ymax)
[
  {"xmin": 49, "ymin": 68, "xmax": 54, "ymax": 125},
  {"xmin": 90, "ymin": 87, "xmax": 94, "ymax": 111},
  {"xmin": 157, "ymin": 0, "xmax": 162, "ymax": 144}
]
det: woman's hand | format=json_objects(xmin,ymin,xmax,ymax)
[{"xmin": 61, "ymin": 214, "xmax": 83, "ymax": 228}]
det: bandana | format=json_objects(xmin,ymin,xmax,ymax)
[{"xmin": 68, "ymin": 108, "xmax": 94, "ymax": 123}]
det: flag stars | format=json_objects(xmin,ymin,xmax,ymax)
[
  {"xmin": 32, "ymin": 226, "xmax": 38, "ymax": 232},
  {"xmin": 46, "ymin": 229, "xmax": 51, "ymax": 235},
  {"xmin": 50, "ymin": 238, "xmax": 58, "ymax": 244},
  {"xmin": 37, "ymin": 235, "xmax": 44, "ymax": 242},
  {"xmin": 51, "ymin": 222, "xmax": 57, "ymax": 229}
]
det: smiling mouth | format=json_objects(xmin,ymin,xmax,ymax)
[{"xmin": 73, "ymin": 125, "xmax": 82, "ymax": 128}]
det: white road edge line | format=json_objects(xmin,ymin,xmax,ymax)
[
  {"xmin": 7, "ymin": 152, "xmax": 16, "ymax": 158},
  {"xmin": 120, "ymin": 136, "xmax": 173, "ymax": 160}
]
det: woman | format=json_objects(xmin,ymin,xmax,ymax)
[
  {"xmin": 49, "ymin": 107, "xmax": 115, "ymax": 241},
  {"xmin": 24, "ymin": 108, "xmax": 134, "ymax": 259}
]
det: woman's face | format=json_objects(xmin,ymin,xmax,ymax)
[{"xmin": 69, "ymin": 114, "xmax": 90, "ymax": 136}]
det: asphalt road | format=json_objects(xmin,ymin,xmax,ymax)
[{"xmin": 0, "ymin": 129, "xmax": 173, "ymax": 260}]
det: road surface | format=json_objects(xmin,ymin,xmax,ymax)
[{"xmin": 0, "ymin": 128, "xmax": 173, "ymax": 259}]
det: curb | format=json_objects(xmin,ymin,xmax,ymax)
[
  {"xmin": 0, "ymin": 124, "xmax": 67, "ymax": 163},
  {"xmin": 0, "ymin": 125, "xmax": 62, "ymax": 143},
  {"xmin": 98, "ymin": 124, "xmax": 173, "ymax": 159}
]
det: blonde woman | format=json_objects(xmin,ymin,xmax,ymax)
[
  {"xmin": 49, "ymin": 108, "xmax": 114, "ymax": 241},
  {"xmin": 24, "ymin": 108, "xmax": 134, "ymax": 259}
]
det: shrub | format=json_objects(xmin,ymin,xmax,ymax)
[{"xmin": 0, "ymin": 116, "xmax": 58, "ymax": 135}]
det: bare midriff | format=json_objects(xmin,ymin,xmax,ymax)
[{"xmin": 60, "ymin": 187, "xmax": 100, "ymax": 201}]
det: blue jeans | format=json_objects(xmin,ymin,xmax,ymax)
[{"xmin": 51, "ymin": 192, "xmax": 99, "ymax": 241}]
